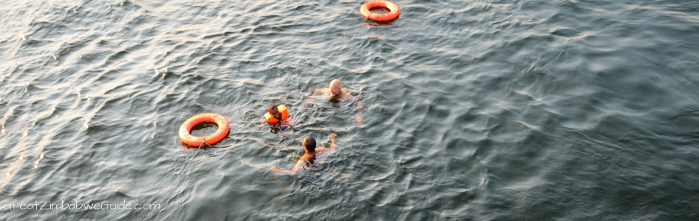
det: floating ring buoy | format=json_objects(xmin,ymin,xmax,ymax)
[
  {"xmin": 179, "ymin": 113, "xmax": 229, "ymax": 146},
  {"xmin": 361, "ymin": 1, "xmax": 400, "ymax": 22}
]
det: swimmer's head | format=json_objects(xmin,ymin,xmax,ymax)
[
  {"xmin": 268, "ymin": 104, "xmax": 278, "ymax": 114},
  {"xmin": 303, "ymin": 136, "xmax": 316, "ymax": 153},
  {"xmin": 329, "ymin": 79, "xmax": 341, "ymax": 96},
  {"xmin": 267, "ymin": 104, "xmax": 281, "ymax": 120}
]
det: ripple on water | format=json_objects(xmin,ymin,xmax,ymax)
[{"xmin": 1, "ymin": 0, "xmax": 699, "ymax": 220}]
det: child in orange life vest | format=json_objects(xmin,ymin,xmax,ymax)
[{"xmin": 262, "ymin": 104, "xmax": 292, "ymax": 131}]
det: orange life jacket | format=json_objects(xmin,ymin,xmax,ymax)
[{"xmin": 264, "ymin": 104, "xmax": 288, "ymax": 124}]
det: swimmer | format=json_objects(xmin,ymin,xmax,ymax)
[
  {"xmin": 271, "ymin": 133, "xmax": 337, "ymax": 174},
  {"xmin": 267, "ymin": 104, "xmax": 283, "ymax": 122},
  {"xmin": 262, "ymin": 103, "xmax": 292, "ymax": 130},
  {"xmin": 305, "ymin": 79, "xmax": 363, "ymax": 122}
]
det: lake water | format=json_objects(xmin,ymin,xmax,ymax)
[{"xmin": 1, "ymin": 0, "xmax": 698, "ymax": 220}]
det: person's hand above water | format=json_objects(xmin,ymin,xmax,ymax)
[{"xmin": 330, "ymin": 133, "xmax": 337, "ymax": 149}]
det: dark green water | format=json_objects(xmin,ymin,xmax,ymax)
[{"xmin": 1, "ymin": 0, "xmax": 698, "ymax": 220}]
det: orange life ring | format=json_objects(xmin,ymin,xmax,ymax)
[
  {"xmin": 179, "ymin": 113, "xmax": 229, "ymax": 146},
  {"xmin": 361, "ymin": 1, "xmax": 400, "ymax": 22},
  {"xmin": 264, "ymin": 104, "xmax": 289, "ymax": 125}
]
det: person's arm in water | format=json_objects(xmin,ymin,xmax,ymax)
[
  {"xmin": 314, "ymin": 133, "xmax": 337, "ymax": 152},
  {"xmin": 281, "ymin": 117, "xmax": 292, "ymax": 128},
  {"xmin": 330, "ymin": 133, "xmax": 337, "ymax": 149},
  {"xmin": 305, "ymin": 88, "xmax": 328, "ymax": 106},
  {"xmin": 271, "ymin": 157, "xmax": 307, "ymax": 174},
  {"xmin": 343, "ymin": 92, "xmax": 363, "ymax": 122}
]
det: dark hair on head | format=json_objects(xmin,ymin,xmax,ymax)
[
  {"xmin": 267, "ymin": 104, "xmax": 278, "ymax": 113},
  {"xmin": 267, "ymin": 104, "xmax": 282, "ymax": 120},
  {"xmin": 303, "ymin": 136, "xmax": 316, "ymax": 153}
]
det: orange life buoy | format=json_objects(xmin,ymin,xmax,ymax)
[
  {"xmin": 264, "ymin": 104, "xmax": 289, "ymax": 124},
  {"xmin": 361, "ymin": 1, "xmax": 400, "ymax": 22},
  {"xmin": 179, "ymin": 113, "xmax": 229, "ymax": 146}
]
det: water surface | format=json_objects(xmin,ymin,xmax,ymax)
[{"xmin": 1, "ymin": 0, "xmax": 698, "ymax": 220}]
